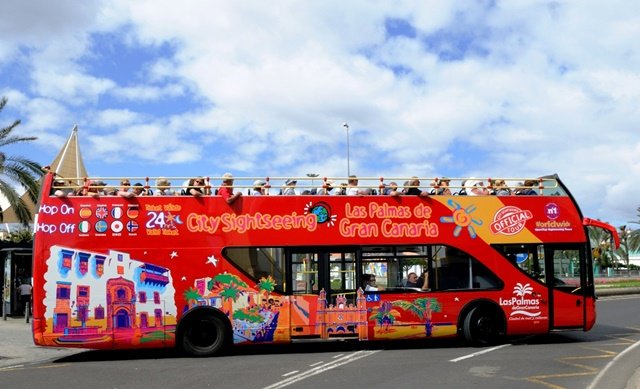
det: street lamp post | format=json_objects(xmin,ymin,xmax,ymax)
[
  {"xmin": 343, "ymin": 123, "xmax": 350, "ymax": 177},
  {"xmin": 306, "ymin": 173, "xmax": 319, "ymax": 189}
]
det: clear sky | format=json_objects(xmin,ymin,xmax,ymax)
[{"xmin": 0, "ymin": 1, "xmax": 638, "ymax": 227}]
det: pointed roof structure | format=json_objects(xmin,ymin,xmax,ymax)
[
  {"xmin": 1, "ymin": 125, "xmax": 89, "ymax": 226},
  {"xmin": 49, "ymin": 125, "xmax": 88, "ymax": 183}
]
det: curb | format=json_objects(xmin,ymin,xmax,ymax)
[{"xmin": 595, "ymin": 287, "xmax": 640, "ymax": 297}]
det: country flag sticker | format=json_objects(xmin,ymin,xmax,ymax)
[
  {"xmin": 127, "ymin": 206, "xmax": 139, "ymax": 219},
  {"xmin": 111, "ymin": 220, "xmax": 123, "ymax": 233},
  {"xmin": 95, "ymin": 206, "xmax": 108, "ymax": 219},
  {"xmin": 111, "ymin": 206, "xmax": 123, "ymax": 219},
  {"xmin": 95, "ymin": 220, "xmax": 108, "ymax": 233},
  {"xmin": 126, "ymin": 220, "xmax": 139, "ymax": 233},
  {"xmin": 79, "ymin": 207, "xmax": 92, "ymax": 219},
  {"xmin": 78, "ymin": 221, "xmax": 90, "ymax": 233}
]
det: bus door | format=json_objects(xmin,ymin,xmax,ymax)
[
  {"xmin": 289, "ymin": 249, "xmax": 359, "ymax": 339},
  {"xmin": 545, "ymin": 245, "xmax": 588, "ymax": 329}
]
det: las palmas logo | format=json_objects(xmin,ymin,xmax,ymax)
[
  {"xmin": 513, "ymin": 282, "xmax": 533, "ymax": 297},
  {"xmin": 500, "ymin": 282, "xmax": 542, "ymax": 318}
]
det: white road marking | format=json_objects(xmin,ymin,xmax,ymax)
[
  {"xmin": 263, "ymin": 350, "xmax": 380, "ymax": 389},
  {"xmin": 309, "ymin": 361, "xmax": 324, "ymax": 367},
  {"xmin": 332, "ymin": 353, "xmax": 344, "ymax": 359},
  {"xmin": 0, "ymin": 364, "xmax": 25, "ymax": 371},
  {"xmin": 282, "ymin": 370, "xmax": 299, "ymax": 377},
  {"xmin": 587, "ymin": 338, "xmax": 640, "ymax": 389},
  {"xmin": 449, "ymin": 344, "xmax": 510, "ymax": 362}
]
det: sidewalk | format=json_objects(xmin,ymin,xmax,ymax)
[{"xmin": 0, "ymin": 316, "xmax": 81, "ymax": 369}]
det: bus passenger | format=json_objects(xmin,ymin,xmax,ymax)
[
  {"xmin": 155, "ymin": 177, "xmax": 175, "ymax": 196},
  {"xmin": 417, "ymin": 271, "xmax": 429, "ymax": 290},
  {"xmin": 491, "ymin": 179, "xmax": 511, "ymax": 195},
  {"xmin": 383, "ymin": 181, "xmax": 398, "ymax": 195},
  {"xmin": 404, "ymin": 272, "xmax": 420, "ymax": 287},
  {"xmin": 516, "ymin": 179, "xmax": 538, "ymax": 195},
  {"xmin": 362, "ymin": 274, "xmax": 381, "ymax": 291},
  {"xmin": 346, "ymin": 175, "xmax": 367, "ymax": 195},
  {"xmin": 76, "ymin": 181, "xmax": 101, "ymax": 198},
  {"xmin": 185, "ymin": 177, "xmax": 206, "ymax": 197},
  {"xmin": 133, "ymin": 182, "xmax": 150, "ymax": 196},
  {"xmin": 282, "ymin": 179, "xmax": 297, "ymax": 195},
  {"xmin": 52, "ymin": 178, "xmax": 73, "ymax": 197},
  {"xmin": 218, "ymin": 173, "xmax": 242, "ymax": 204},
  {"xmin": 430, "ymin": 177, "xmax": 452, "ymax": 195},
  {"xmin": 118, "ymin": 179, "xmax": 134, "ymax": 198},
  {"xmin": 465, "ymin": 178, "xmax": 489, "ymax": 196},
  {"xmin": 320, "ymin": 179, "xmax": 336, "ymax": 195},
  {"xmin": 252, "ymin": 180, "xmax": 266, "ymax": 196},
  {"xmin": 392, "ymin": 177, "xmax": 429, "ymax": 197}
]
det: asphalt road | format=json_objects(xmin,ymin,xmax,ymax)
[{"xmin": 1, "ymin": 295, "xmax": 639, "ymax": 389}]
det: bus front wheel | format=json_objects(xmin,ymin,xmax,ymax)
[
  {"xmin": 462, "ymin": 306, "xmax": 503, "ymax": 346},
  {"xmin": 181, "ymin": 313, "xmax": 228, "ymax": 357}
]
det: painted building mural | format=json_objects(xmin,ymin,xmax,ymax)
[{"xmin": 40, "ymin": 245, "xmax": 177, "ymax": 347}]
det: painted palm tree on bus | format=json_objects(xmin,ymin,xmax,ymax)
[
  {"xmin": 183, "ymin": 287, "xmax": 202, "ymax": 310},
  {"xmin": 257, "ymin": 275, "xmax": 277, "ymax": 307},
  {"xmin": 208, "ymin": 272, "xmax": 249, "ymax": 315},
  {"xmin": 393, "ymin": 297, "xmax": 442, "ymax": 337},
  {"xmin": 0, "ymin": 97, "xmax": 43, "ymax": 225}
]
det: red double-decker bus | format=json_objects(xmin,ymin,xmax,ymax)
[{"xmin": 32, "ymin": 173, "xmax": 618, "ymax": 356}]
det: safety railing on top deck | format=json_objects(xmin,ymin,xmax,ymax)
[{"xmin": 47, "ymin": 175, "xmax": 564, "ymax": 197}]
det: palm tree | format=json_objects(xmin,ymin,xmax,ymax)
[
  {"xmin": 615, "ymin": 225, "xmax": 636, "ymax": 275},
  {"xmin": 587, "ymin": 225, "xmax": 616, "ymax": 272},
  {"xmin": 0, "ymin": 97, "xmax": 43, "ymax": 225},
  {"xmin": 629, "ymin": 207, "xmax": 640, "ymax": 255}
]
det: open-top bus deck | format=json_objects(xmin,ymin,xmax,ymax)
[{"xmin": 32, "ymin": 173, "xmax": 618, "ymax": 356}]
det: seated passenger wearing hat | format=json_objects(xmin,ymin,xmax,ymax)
[
  {"xmin": 252, "ymin": 179, "xmax": 266, "ymax": 196},
  {"xmin": 51, "ymin": 178, "xmax": 74, "ymax": 197},
  {"xmin": 282, "ymin": 179, "xmax": 297, "ymax": 195},
  {"xmin": 155, "ymin": 177, "xmax": 175, "ymax": 196},
  {"xmin": 465, "ymin": 178, "xmax": 490, "ymax": 196},
  {"xmin": 218, "ymin": 173, "xmax": 242, "ymax": 203}
]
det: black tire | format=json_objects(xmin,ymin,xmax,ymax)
[
  {"xmin": 463, "ymin": 306, "xmax": 502, "ymax": 346},
  {"xmin": 181, "ymin": 314, "xmax": 228, "ymax": 357}
]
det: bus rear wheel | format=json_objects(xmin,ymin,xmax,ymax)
[
  {"xmin": 181, "ymin": 314, "xmax": 228, "ymax": 357},
  {"xmin": 463, "ymin": 306, "xmax": 503, "ymax": 346}
]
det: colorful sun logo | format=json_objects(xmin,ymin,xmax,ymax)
[
  {"xmin": 439, "ymin": 199, "xmax": 483, "ymax": 238},
  {"xmin": 304, "ymin": 202, "xmax": 337, "ymax": 227}
]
